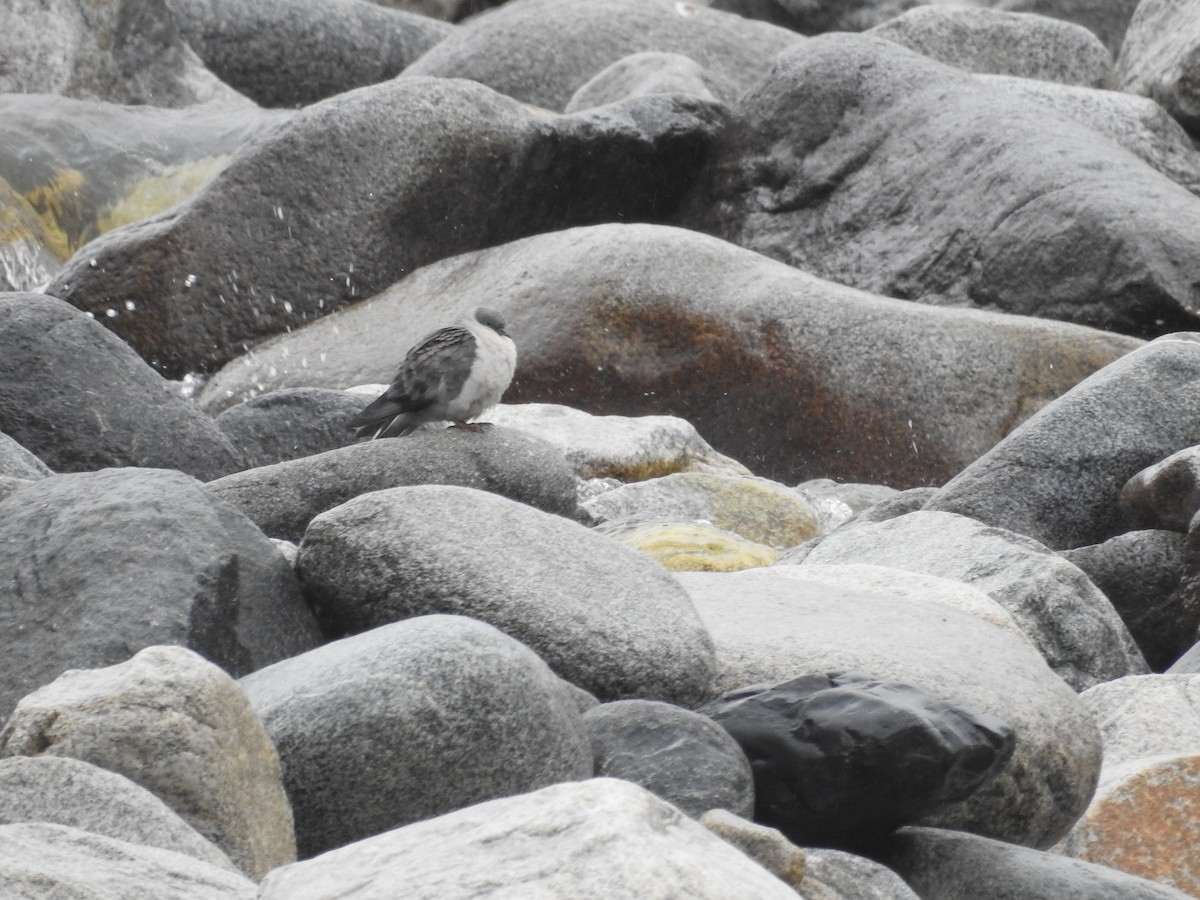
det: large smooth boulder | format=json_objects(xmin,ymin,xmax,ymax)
[
  {"xmin": 197, "ymin": 223, "xmax": 1139, "ymax": 488},
  {"xmin": 213, "ymin": 388, "xmax": 364, "ymax": 469},
  {"xmin": 1114, "ymin": 0, "xmax": 1200, "ymax": 134},
  {"xmin": 0, "ymin": 294, "xmax": 244, "ymax": 478},
  {"xmin": 239, "ymin": 616, "xmax": 593, "ymax": 858},
  {"xmin": 0, "ymin": 467, "xmax": 321, "ymax": 719},
  {"xmin": 926, "ymin": 338, "xmax": 1200, "ymax": 549},
  {"xmin": 0, "ymin": 647, "xmax": 295, "ymax": 879},
  {"xmin": 45, "ymin": 79, "xmax": 725, "ymax": 377},
  {"xmin": 677, "ymin": 33, "xmax": 1200, "ymax": 338},
  {"xmin": 256, "ymin": 778, "xmax": 801, "ymax": 899},
  {"xmin": 296, "ymin": 484, "xmax": 716, "ymax": 704},
  {"xmin": 680, "ymin": 569, "xmax": 1103, "ymax": 849},
  {"xmin": 402, "ymin": 0, "xmax": 801, "ymax": 110}
]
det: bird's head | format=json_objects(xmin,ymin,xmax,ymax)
[{"xmin": 473, "ymin": 307, "xmax": 509, "ymax": 338}]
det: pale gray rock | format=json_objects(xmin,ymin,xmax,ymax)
[
  {"xmin": 257, "ymin": 778, "xmax": 800, "ymax": 899},
  {"xmin": 0, "ymin": 467, "xmax": 321, "ymax": 720},
  {"xmin": 1121, "ymin": 446, "xmax": 1200, "ymax": 531},
  {"xmin": 204, "ymin": 426, "xmax": 578, "ymax": 542},
  {"xmin": 0, "ymin": 431, "xmax": 50, "ymax": 479},
  {"xmin": 197, "ymin": 223, "xmax": 1140, "ymax": 488},
  {"xmin": 0, "ymin": 475, "xmax": 31, "ymax": 503},
  {"xmin": 995, "ymin": 0, "xmax": 1142, "ymax": 54},
  {"xmin": 1078, "ymin": 674, "xmax": 1200, "ymax": 767},
  {"xmin": 0, "ymin": 756, "xmax": 236, "ymax": 871},
  {"xmin": 802, "ymin": 846, "xmax": 923, "ymax": 900},
  {"xmin": 0, "ymin": 823, "xmax": 256, "ymax": 900},
  {"xmin": 240, "ymin": 616, "xmax": 593, "ymax": 858},
  {"xmin": 680, "ymin": 568, "xmax": 1103, "ymax": 848},
  {"xmin": 870, "ymin": 6, "xmax": 1112, "ymax": 86},
  {"xmin": 565, "ymin": 51, "xmax": 734, "ymax": 112},
  {"xmin": 1114, "ymin": 0, "xmax": 1200, "ymax": 133},
  {"xmin": 782, "ymin": 511, "xmax": 1148, "ymax": 690},
  {"xmin": 850, "ymin": 486, "xmax": 940, "ymax": 527},
  {"xmin": 403, "ymin": 0, "xmax": 800, "ymax": 111},
  {"xmin": 0, "ymin": 646, "xmax": 296, "ymax": 879},
  {"xmin": 1170, "ymin": 642, "xmax": 1200, "ymax": 673},
  {"xmin": 879, "ymin": 825, "xmax": 1195, "ymax": 900},
  {"xmin": 583, "ymin": 699, "xmax": 754, "ymax": 818},
  {"xmin": 214, "ymin": 388, "xmax": 363, "ymax": 468},
  {"xmin": 699, "ymin": 810, "xmax": 807, "ymax": 890},
  {"xmin": 927, "ymin": 339, "xmax": 1200, "ymax": 549},
  {"xmin": 297, "ymin": 485, "xmax": 716, "ymax": 704}
]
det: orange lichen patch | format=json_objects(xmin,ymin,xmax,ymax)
[
  {"xmin": 603, "ymin": 521, "xmax": 779, "ymax": 572},
  {"xmin": 97, "ymin": 157, "xmax": 228, "ymax": 233},
  {"xmin": 1062, "ymin": 754, "xmax": 1200, "ymax": 897}
]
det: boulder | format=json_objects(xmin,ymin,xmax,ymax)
[
  {"xmin": 869, "ymin": 6, "xmax": 1112, "ymax": 86},
  {"xmin": 402, "ymin": 0, "xmax": 801, "ymax": 111},
  {"xmin": 0, "ymin": 646, "xmax": 296, "ymax": 879},
  {"xmin": 203, "ymin": 426, "xmax": 579, "ymax": 542},
  {"xmin": 701, "ymin": 673, "xmax": 1014, "ymax": 850},
  {"xmin": 782, "ymin": 511, "xmax": 1148, "ymax": 690},
  {"xmin": 680, "ymin": 569, "xmax": 1103, "ymax": 848},
  {"xmin": 595, "ymin": 519, "xmax": 780, "ymax": 572},
  {"xmin": 0, "ymin": 432, "xmax": 51, "ymax": 479},
  {"xmin": 1077, "ymin": 674, "xmax": 1200, "ymax": 768},
  {"xmin": 196, "ymin": 223, "xmax": 1140, "ymax": 488},
  {"xmin": 699, "ymin": 810, "xmax": 808, "ymax": 890},
  {"xmin": 795, "ymin": 479, "xmax": 901, "ymax": 533},
  {"xmin": 239, "ymin": 616, "xmax": 593, "ymax": 858},
  {"xmin": 0, "ymin": 467, "xmax": 321, "ymax": 719},
  {"xmin": 0, "ymin": 294, "xmax": 244, "ymax": 478},
  {"xmin": 926, "ymin": 338, "xmax": 1200, "ymax": 549},
  {"xmin": 800, "ymin": 845, "xmax": 924, "ymax": 900},
  {"xmin": 256, "ymin": 779, "xmax": 801, "ymax": 899},
  {"xmin": 1120, "ymin": 446, "xmax": 1200, "ymax": 531},
  {"xmin": 0, "ymin": 756, "xmax": 236, "ymax": 871},
  {"xmin": 166, "ymin": 0, "xmax": 453, "ymax": 107},
  {"xmin": 583, "ymin": 699, "xmax": 754, "ymax": 818},
  {"xmin": 1114, "ymin": 0, "xmax": 1200, "ymax": 134},
  {"xmin": 214, "ymin": 388, "xmax": 364, "ymax": 469},
  {"xmin": 677, "ymin": 33, "xmax": 1200, "ymax": 338},
  {"xmin": 565, "ymin": 51, "xmax": 735, "ymax": 112},
  {"xmin": 45, "ymin": 79, "xmax": 726, "ymax": 377},
  {"xmin": 296, "ymin": 484, "xmax": 716, "ymax": 704}
]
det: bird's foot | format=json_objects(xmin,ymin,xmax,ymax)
[{"xmin": 450, "ymin": 421, "xmax": 493, "ymax": 432}]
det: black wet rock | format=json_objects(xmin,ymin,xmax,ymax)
[
  {"xmin": 0, "ymin": 293, "xmax": 244, "ymax": 479},
  {"xmin": 204, "ymin": 426, "xmax": 579, "ymax": 542},
  {"xmin": 0, "ymin": 467, "xmax": 322, "ymax": 720},
  {"xmin": 214, "ymin": 388, "xmax": 364, "ymax": 469},
  {"xmin": 701, "ymin": 673, "xmax": 1014, "ymax": 851},
  {"xmin": 582, "ymin": 699, "xmax": 754, "ymax": 818}
]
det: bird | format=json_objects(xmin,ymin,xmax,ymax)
[{"xmin": 348, "ymin": 307, "xmax": 517, "ymax": 440}]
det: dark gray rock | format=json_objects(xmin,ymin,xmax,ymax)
[
  {"xmin": 297, "ymin": 484, "xmax": 716, "ymax": 704},
  {"xmin": 565, "ymin": 51, "xmax": 735, "ymax": 112},
  {"xmin": 0, "ymin": 432, "xmax": 51, "ymax": 479},
  {"xmin": 582, "ymin": 699, "xmax": 754, "ymax": 818},
  {"xmin": 877, "ymin": 825, "xmax": 1195, "ymax": 900},
  {"xmin": 0, "ymin": 294, "xmax": 244, "ymax": 479},
  {"xmin": 45, "ymin": 79, "xmax": 726, "ymax": 378},
  {"xmin": 869, "ymin": 6, "xmax": 1112, "ymax": 86},
  {"xmin": 927, "ymin": 339, "xmax": 1200, "ymax": 549},
  {"xmin": 702, "ymin": 673, "xmax": 1014, "ymax": 850},
  {"xmin": 204, "ymin": 426, "xmax": 579, "ymax": 542},
  {"xmin": 166, "ymin": 0, "xmax": 453, "ymax": 107},
  {"xmin": 677, "ymin": 33, "xmax": 1200, "ymax": 338},
  {"xmin": 1114, "ymin": 0, "xmax": 1200, "ymax": 134},
  {"xmin": 403, "ymin": 0, "xmax": 800, "ymax": 111},
  {"xmin": 197, "ymin": 223, "xmax": 1140, "ymax": 488},
  {"xmin": 0, "ymin": 823, "xmax": 256, "ymax": 899},
  {"xmin": 214, "ymin": 388, "xmax": 364, "ymax": 469},
  {"xmin": 782, "ymin": 511, "xmax": 1148, "ymax": 690},
  {"xmin": 0, "ymin": 0, "xmax": 246, "ymax": 107},
  {"xmin": 0, "ymin": 467, "xmax": 321, "ymax": 719},
  {"xmin": 680, "ymin": 569, "xmax": 1103, "ymax": 849},
  {"xmin": 802, "ymin": 846, "xmax": 923, "ymax": 900},
  {"xmin": 0, "ymin": 756, "xmax": 236, "ymax": 872},
  {"xmin": 239, "ymin": 615, "xmax": 593, "ymax": 858},
  {"xmin": 1120, "ymin": 445, "xmax": 1200, "ymax": 531},
  {"xmin": 849, "ymin": 487, "xmax": 938, "ymax": 528},
  {"xmin": 1063, "ymin": 530, "xmax": 1191, "ymax": 671}
]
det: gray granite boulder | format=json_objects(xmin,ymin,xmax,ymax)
[
  {"xmin": 1078, "ymin": 674, "xmax": 1200, "ymax": 767},
  {"xmin": 926, "ymin": 339, "xmax": 1200, "ymax": 549},
  {"xmin": 0, "ymin": 756, "xmax": 236, "ymax": 871},
  {"xmin": 878, "ymin": 825, "xmax": 1194, "ymax": 900},
  {"xmin": 214, "ymin": 388, "xmax": 364, "ymax": 469},
  {"xmin": 0, "ymin": 432, "xmax": 50, "ymax": 479},
  {"xmin": 0, "ymin": 823, "xmax": 256, "ymax": 900},
  {"xmin": 166, "ymin": 0, "xmax": 452, "ymax": 107},
  {"xmin": 403, "ymin": 0, "xmax": 801, "ymax": 111},
  {"xmin": 239, "ymin": 615, "xmax": 593, "ymax": 858},
  {"xmin": 677, "ymin": 33, "xmax": 1200, "ymax": 338},
  {"xmin": 256, "ymin": 778, "xmax": 801, "ymax": 899},
  {"xmin": 680, "ymin": 569, "xmax": 1103, "ymax": 848},
  {"xmin": 565, "ymin": 51, "xmax": 735, "ymax": 112},
  {"xmin": 197, "ymin": 223, "xmax": 1139, "ymax": 488},
  {"xmin": 583, "ymin": 699, "xmax": 754, "ymax": 818},
  {"xmin": 0, "ymin": 646, "xmax": 295, "ymax": 879},
  {"xmin": 45, "ymin": 79, "xmax": 725, "ymax": 377},
  {"xmin": 801, "ymin": 846, "xmax": 923, "ymax": 899},
  {"xmin": 783, "ymin": 511, "xmax": 1148, "ymax": 690},
  {"xmin": 0, "ymin": 0, "xmax": 246, "ymax": 107},
  {"xmin": 297, "ymin": 484, "xmax": 716, "ymax": 704},
  {"xmin": 1114, "ymin": 0, "xmax": 1200, "ymax": 134},
  {"xmin": 869, "ymin": 6, "xmax": 1112, "ymax": 86},
  {"xmin": 0, "ymin": 294, "xmax": 244, "ymax": 478},
  {"xmin": 1120, "ymin": 445, "xmax": 1200, "ymax": 531},
  {"xmin": 205, "ymin": 427, "xmax": 579, "ymax": 542},
  {"xmin": 0, "ymin": 467, "xmax": 321, "ymax": 719}
]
